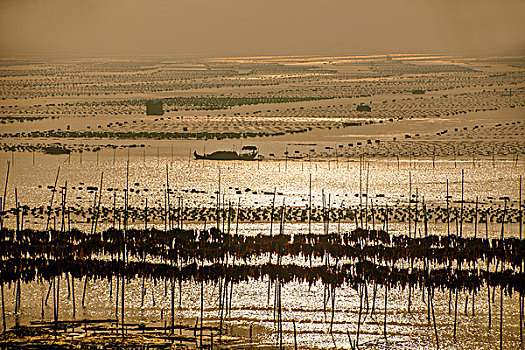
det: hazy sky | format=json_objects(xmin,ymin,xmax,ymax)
[{"xmin": 1, "ymin": 0, "xmax": 524, "ymax": 57}]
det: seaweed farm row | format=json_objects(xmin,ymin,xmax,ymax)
[
  {"xmin": 1, "ymin": 220, "xmax": 524, "ymax": 349},
  {"xmin": 3, "ymin": 200, "xmax": 523, "ymax": 230},
  {"xmin": 1, "ymin": 227, "xmax": 524, "ymax": 287}
]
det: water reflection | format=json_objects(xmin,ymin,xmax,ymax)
[{"xmin": 0, "ymin": 151, "xmax": 523, "ymax": 349}]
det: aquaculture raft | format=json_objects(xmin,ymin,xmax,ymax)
[{"xmin": 0, "ymin": 226, "xmax": 524, "ymax": 349}]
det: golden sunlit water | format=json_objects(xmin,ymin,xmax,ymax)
[{"xmin": 0, "ymin": 150, "xmax": 523, "ymax": 349}]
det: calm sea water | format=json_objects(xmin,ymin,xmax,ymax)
[
  {"xmin": 0, "ymin": 150, "xmax": 523, "ymax": 349},
  {"xmin": 1, "ymin": 149, "xmax": 523, "ymax": 214}
]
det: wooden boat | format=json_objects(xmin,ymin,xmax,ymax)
[
  {"xmin": 43, "ymin": 146, "xmax": 70, "ymax": 155},
  {"xmin": 194, "ymin": 146, "xmax": 259, "ymax": 161}
]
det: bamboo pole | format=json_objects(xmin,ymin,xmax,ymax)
[
  {"xmin": 180, "ymin": 197, "xmax": 184, "ymax": 230},
  {"xmin": 330, "ymin": 286, "xmax": 336, "ymax": 334},
  {"xmin": 227, "ymin": 200, "xmax": 231, "ymax": 234},
  {"xmin": 370, "ymin": 281, "xmax": 377, "ymax": 318},
  {"xmin": 359, "ymin": 156, "xmax": 363, "ymax": 228},
  {"xmin": 164, "ymin": 191, "xmax": 168, "ymax": 233},
  {"xmin": 519, "ymin": 175, "xmax": 523, "ymax": 240},
  {"xmin": 500, "ymin": 285, "xmax": 503, "ymax": 350},
  {"xmin": 460, "ymin": 169, "xmax": 464, "ymax": 238},
  {"xmin": 453, "ymin": 287, "xmax": 458, "ymax": 342},
  {"xmin": 293, "ymin": 319, "xmax": 298, "ymax": 350},
  {"xmin": 433, "ymin": 147, "xmax": 436, "ymax": 169},
  {"xmin": 309, "ymin": 174, "xmax": 312, "ymax": 235},
  {"xmin": 414, "ymin": 188, "xmax": 418, "ymax": 238},
  {"xmin": 112, "ymin": 192, "xmax": 116, "ymax": 229},
  {"xmin": 384, "ymin": 285, "xmax": 388, "ymax": 341},
  {"xmin": 71, "ymin": 274, "xmax": 75, "ymax": 318},
  {"xmin": 46, "ymin": 167, "xmax": 60, "ymax": 231},
  {"xmin": 236, "ymin": 197, "xmax": 240, "ymax": 235},
  {"xmin": 518, "ymin": 292, "xmax": 523, "ymax": 343},
  {"xmin": 14, "ymin": 188, "xmax": 19, "ymax": 233},
  {"xmin": 431, "ymin": 288, "xmax": 439, "ymax": 349},
  {"xmin": 501, "ymin": 198, "xmax": 507, "ymax": 240},
  {"xmin": 122, "ymin": 158, "xmax": 129, "ymax": 336},
  {"xmin": 200, "ymin": 281, "xmax": 204, "ymax": 347},
  {"xmin": 371, "ymin": 198, "xmax": 375, "ymax": 229},
  {"xmin": 1, "ymin": 283, "xmax": 5, "ymax": 332},
  {"xmin": 348, "ymin": 329, "xmax": 356, "ymax": 350},
  {"xmin": 115, "ymin": 269, "xmax": 119, "ymax": 322},
  {"xmin": 446, "ymin": 179, "xmax": 450, "ymax": 237},
  {"xmin": 141, "ymin": 256, "xmax": 146, "ymax": 308},
  {"xmin": 356, "ymin": 285, "xmax": 363, "ymax": 348},
  {"xmin": 327, "ymin": 193, "xmax": 331, "ymax": 234},
  {"xmin": 488, "ymin": 252, "xmax": 491, "ymax": 330},
  {"xmin": 385, "ymin": 203, "xmax": 388, "ymax": 233},
  {"xmin": 409, "ymin": 171, "xmax": 412, "ymax": 238},
  {"xmin": 270, "ymin": 189, "xmax": 276, "ymax": 236},
  {"xmin": 121, "ymin": 266, "xmax": 125, "ymax": 335},
  {"xmin": 170, "ymin": 278, "xmax": 174, "ymax": 333},
  {"xmin": 60, "ymin": 184, "xmax": 67, "ymax": 233},
  {"xmin": 144, "ymin": 198, "xmax": 148, "ymax": 230},
  {"xmin": 82, "ymin": 277, "xmax": 88, "ymax": 308},
  {"xmin": 89, "ymin": 187, "xmax": 98, "ymax": 235},
  {"xmin": 281, "ymin": 198, "xmax": 286, "ymax": 234},
  {"xmin": 474, "ymin": 196, "xmax": 478, "ymax": 238},
  {"xmin": 365, "ymin": 162, "xmax": 369, "ymax": 229},
  {"xmin": 166, "ymin": 165, "xmax": 170, "ymax": 231},
  {"xmin": 217, "ymin": 168, "xmax": 221, "ymax": 229},
  {"xmin": 220, "ymin": 278, "xmax": 226, "ymax": 336},
  {"xmin": 92, "ymin": 172, "xmax": 103, "ymax": 236},
  {"xmin": 493, "ymin": 144, "xmax": 495, "ymax": 168},
  {"xmin": 52, "ymin": 277, "xmax": 56, "ymax": 324},
  {"xmin": 464, "ymin": 292, "xmax": 469, "ymax": 316},
  {"xmin": 56, "ymin": 276, "xmax": 60, "ymax": 326},
  {"xmin": 279, "ymin": 281, "xmax": 283, "ymax": 350},
  {"xmin": 518, "ymin": 175, "xmax": 524, "ymax": 343}
]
